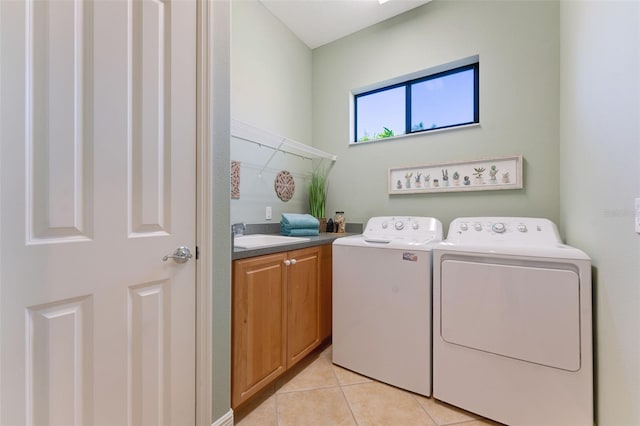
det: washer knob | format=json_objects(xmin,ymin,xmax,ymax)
[
  {"xmin": 412, "ymin": 222, "xmax": 419, "ymax": 230},
  {"xmin": 460, "ymin": 223, "xmax": 468, "ymax": 231},
  {"xmin": 381, "ymin": 221, "xmax": 388, "ymax": 229},
  {"xmin": 518, "ymin": 224, "xmax": 527, "ymax": 232},
  {"xmin": 395, "ymin": 221, "xmax": 405, "ymax": 230},
  {"xmin": 492, "ymin": 223, "xmax": 506, "ymax": 233},
  {"xmin": 474, "ymin": 223, "xmax": 482, "ymax": 231}
]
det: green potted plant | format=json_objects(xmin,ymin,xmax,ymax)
[{"xmin": 308, "ymin": 171, "xmax": 327, "ymax": 232}]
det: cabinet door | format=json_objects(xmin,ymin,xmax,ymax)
[
  {"xmin": 232, "ymin": 253, "xmax": 287, "ymax": 408},
  {"xmin": 286, "ymin": 247, "xmax": 322, "ymax": 367},
  {"xmin": 320, "ymin": 244, "xmax": 333, "ymax": 341}
]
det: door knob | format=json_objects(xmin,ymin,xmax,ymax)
[{"xmin": 162, "ymin": 246, "xmax": 193, "ymax": 263}]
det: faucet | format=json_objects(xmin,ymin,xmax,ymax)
[{"xmin": 231, "ymin": 222, "xmax": 246, "ymax": 237}]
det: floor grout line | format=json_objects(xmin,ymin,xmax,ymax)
[
  {"xmin": 274, "ymin": 389, "xmax": 279, "ymax": 426},
  {"xmin": 275, "ymin": 383, "xmax": 343, "ymax": 395},
  {"xmin": 237, "ymin": 343, "xmax": 497, "ymax": 426},
  {"xmin": 333, "ymin": 365, "xmax": 360, "ymax": 425},
  {"xmin": 410, "ymin": 392, "xmax": 440, "ymax": 426}
]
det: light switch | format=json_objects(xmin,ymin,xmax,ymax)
[
  {"xmin": 266, "ymin": 206, "xmax": 272, "ymax": 220},
  {"xmin": 635, "ymin": 198, "xmax": 640, "ymax": 234}
]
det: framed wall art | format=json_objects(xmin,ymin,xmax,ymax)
[
  {"xmin": 388, "ymin": 155, "xmax": 523, "ymax": 195},
  {"xmin": 231, "ymin": 160, "xmax": 240, "ymax": 199}
]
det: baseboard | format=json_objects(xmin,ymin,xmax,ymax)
[{"xmin": 212, "ymin": 409, "xmax": 234, "ymax": 426}]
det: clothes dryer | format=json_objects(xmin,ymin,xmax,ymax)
[
  {"xmin": 433, "ymin": 217, "xmax": 592, "ymax": 425},
  {"xmin": 333, "ymin": 216, "xmax": 443, "ymax": 396}
]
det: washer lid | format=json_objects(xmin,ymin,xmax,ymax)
[
  {"xmin": 333, "ymin": 216, "xmax": 443, "ymax": 250},
  {"xmin": 334, "ymin": 234, "xmax": 440, "ymax": 250}
]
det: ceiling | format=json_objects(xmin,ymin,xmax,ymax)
[{"xmin": 259, "ymin": 0, "xmax": 432, "ymax": 49}]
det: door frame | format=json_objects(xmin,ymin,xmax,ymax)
[
  {"xmin": 195, "ymin": 1, "xmax": 230, "ymax": 424},
  {"xmin": 196, "ymin": 0, "xmax": 213, "ymax": 424}
]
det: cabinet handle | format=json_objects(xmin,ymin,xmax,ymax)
[
  {"xmin": 284, "ymin": 259, "xmax": 291, "ymax": 266},
  {"xmin": 290, "ymin": 258, "xmax": 297, "ymax": 265}
]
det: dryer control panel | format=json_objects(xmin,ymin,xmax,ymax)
[{"xmin": 447, "ymin": 217, "xmax": 562, "ymax": 246}]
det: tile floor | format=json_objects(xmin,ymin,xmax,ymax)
[{"xmin": 234, "ymin": 343, "xmax": 502, "ymax": 426}]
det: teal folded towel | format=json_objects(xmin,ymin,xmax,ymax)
[
  {"xmin": 281, "ymin": 228, "xmax": 319, "ymax": 237},
  {"xmin": 280, "ymin": 213, "xmax": 319, "ymax": 229},
  {"xmin": 281, "ymin": 224, "xmax": 318, "ymax": 232}
]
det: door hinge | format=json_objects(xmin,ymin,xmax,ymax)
[{"xmin": 195, "ymin": 246, "xmax": 199, "ymax": 260}]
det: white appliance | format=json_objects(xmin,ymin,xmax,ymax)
[
  {"xmin": 332, "ymin": 216, "xmax": 443, "ymax": 396},
  {"xmin": 433, "ymin": 217, "xmax": 592, "ymax": 426}
]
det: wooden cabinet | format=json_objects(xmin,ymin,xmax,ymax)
[
  {"xmin": 285, "ymin": 247, "xmax": 321, "ymax": 367},
  {"xmin": 319, "ymin": 244, "xmax": 332, "ymax": 341},
  {"xmin": 232, "ymin": 245, "xmax": 331, "ymax": 409},
  {"xmin": 232, "ymin": 252, "xmax": 288, "ymax": 409}
]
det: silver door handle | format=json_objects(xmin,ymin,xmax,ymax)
[{"xmin": 162, "ymin": 246, "xmax": 193, "ymax": 263}]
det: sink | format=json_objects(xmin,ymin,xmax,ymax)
[{"xmin": 234, "ymin": 234, "xmax": 311, "ymax": 249}]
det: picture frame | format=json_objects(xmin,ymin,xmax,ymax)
[
  {"xmin": 231, "ymin": 160, "xmax": 240, "ymax": 199},
  {"xmin": 388, "ymin": 155, "xmax": 523, "ymax": 194}
]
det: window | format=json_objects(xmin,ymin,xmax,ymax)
[{"xmin": 353, "ymin": 61, "xmax": 479, "ymax": 143}]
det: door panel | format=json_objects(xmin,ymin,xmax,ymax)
[
  {"xmin": 130, "ymin": 0, "xmax": 171, "ymax": 236},
  {"xmin": 0, "ymin": 0, "xmax": 196, "ymax": 424},
  {"xmin": 28, "ymin": 0, "xmax": 94, "ymax": 242},
  {"xmin": 287, "ymin": 247, "xmax": 321, "ymax": 367},
  {"xmin": 232, "ymin": 254, "xmax": 288, "ymax": 408},
  {"xmin": 27, "ymin": 296, "xmax": 94, "ymax": 426},
  {"xmin": 441, "ymin": 259, "xmax": 581, "ymax": 371}
]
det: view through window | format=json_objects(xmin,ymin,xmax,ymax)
[{"xmin": 353, "ymin": 61, "xmax": 479, "ymax": 143}]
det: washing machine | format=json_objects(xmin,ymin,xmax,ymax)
[
  {"xmin": 333, "ymin": 216, "xmax": 443, "ymax": 396},
  {"xmin": 433, "ymin": 217, "xmax": 592, "ymax": 426}
]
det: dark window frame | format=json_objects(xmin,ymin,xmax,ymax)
[{"xmin": 353, "ymin": 62, "xmax": 479, "ymax": 143}]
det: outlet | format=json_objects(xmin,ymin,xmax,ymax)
[
  {"xmin": 266, "ymin": 206, "xmax": 272, "ymax": 221},
  {"xmin": 635, "ymin": 198, "xmax": 640, "ymax": 234}
]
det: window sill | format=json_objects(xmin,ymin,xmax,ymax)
[{"xmin": 349, "ymin": 122, "xmax": 481, "ymax": 147}]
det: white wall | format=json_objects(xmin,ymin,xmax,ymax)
[
  {"xmin": 231, "ymin": 1, "xmax": 313, "ymax": 225},
  {"xmin": 559, "ymin": 2, "xmax": 640, "ymax": 424},
  {"xmin": 312, "ymin": 0, "xmax": 560, "ymax": 232}
]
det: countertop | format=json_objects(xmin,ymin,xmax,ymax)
[{"xmin": 232, "ymin": 232, "xmax": 356, "ymax": 260}]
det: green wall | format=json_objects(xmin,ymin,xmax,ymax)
[
  {"xmin": 560, "ymin": 2, "xmax": 640, "ymax": 424},
  {"xmin": 231, "ymin": 1, "xmax": 313, "ymax": 225},
  {"xmin": 312, "ymin": 0, "xmax": 560, "ymax": 233}
]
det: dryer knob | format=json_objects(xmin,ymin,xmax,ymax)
[
  {"xmin": 381, "ymin": 221, "xmax": 388, "ymax": 229},
  {"xmin": 492, "ymin": 223, "xmax": 506, "ymax": 233},
  {"xmin": 412, "ymin": 222, "xmax": 419, "ymax": 230},
  {"xmin": 460, "ymin": 223, "xmax": 468, "ymax": 231},
  {"xmin": 518, "ymin": 224, "xmax": 528, "ymax": 232},
  {"xmin": 474, "ymin": 223, "xmax": 483, "ymax": 231},
  {"xmin": 395, "ymin": 221, "xmax": 405, "ymax": 230}
]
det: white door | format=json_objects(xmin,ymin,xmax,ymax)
[{"xmin": 0, "ymin": 1, "xmax": 197, "ymax": 425}]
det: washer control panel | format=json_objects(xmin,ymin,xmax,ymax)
[
  {"xmin": 364, "ymin": 216, "xmax": 443, "ymax": 243},
  {"xmin": 447, "ymin": 217, "xmax": 561, "ymax": 245}
]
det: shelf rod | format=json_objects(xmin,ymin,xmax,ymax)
[{"xmin": 231, "ymin": 119, "xmax": 337, "ymax": 162}]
